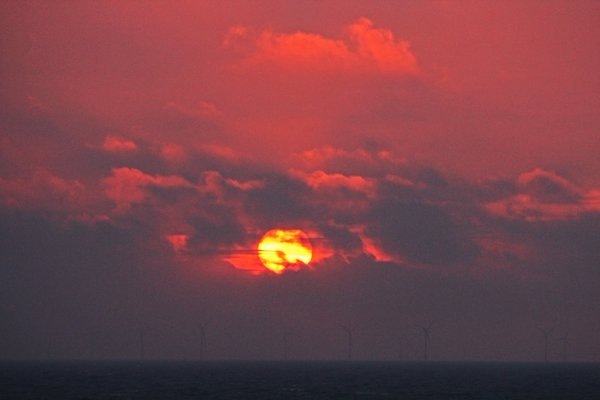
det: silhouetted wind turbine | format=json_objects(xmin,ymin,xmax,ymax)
[
  {"xmin": 557, "ymin": 332, "xmax": 569, "ymax": 362},
  {"xmin": 197, "ymin": 321, "xmax": 211, "ymax": 361},
  {"xmin": 416, "ymin": 323, "xmax": 433, "ymax": 361},
  {"xmin": 340, "ymin": 325, "xmax": 354, "ymax": 360},
  {"xmin": 538, "ymin": 328, "xmax": 553, "ymax": 362}
]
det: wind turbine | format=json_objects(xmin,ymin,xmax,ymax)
[
  {"xmin": 557, "ymin": 332, "xmax": 569, "ymax": 362},
  {"xmin": 416, "ymin": 322, "xmax": 433, "ymax": 361},
  {"xmin": 340, "ymin": 325, "xmax": 354, "ymax": 360},
  {"xmin": 197, "ymin": 321, "xmax": 211, "ymax": 361},
  {"xmin": 538, "ymin": 327, "xmax": 553, "ymax": 362}
]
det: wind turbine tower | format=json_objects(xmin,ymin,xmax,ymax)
[
  {"xmin": 197, "ymin": 322, "xmax": 209, "ymax": 361},
  {"xmin": 538, "ymin": 328, "xmax": 553, "ymax": 362},
  {"xmin": 340, "ymin": 325, "xmax": 354, "ymax": 360},
  {"xmin": 558, "ymin": 333, "xmax": 569, "ymax": 362},
  {"xmin": 416, "ymin": 323, "xmax": 433, "ymax": 361}
]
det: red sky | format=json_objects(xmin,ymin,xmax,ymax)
[{"xmin": 1, "ymin": 1, "xmax": 599, "ymax": 361}]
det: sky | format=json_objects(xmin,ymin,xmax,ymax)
[{"xmin": 1, "ymin": 0, "xmax": 599, "ymax": 361}]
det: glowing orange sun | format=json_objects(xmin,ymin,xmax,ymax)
[{"xmin": 258, "ymin": 229, "xmax": 313, "ymax": 274}]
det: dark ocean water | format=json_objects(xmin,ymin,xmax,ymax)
[{"xmin": 1, "ymin": 361, "xmax": 599, "ymax": 399}]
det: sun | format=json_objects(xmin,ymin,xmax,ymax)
[{"xmin": 258, "ymin": 229, "xmax": 313, "ymax": 274}]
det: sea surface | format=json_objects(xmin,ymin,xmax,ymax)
[{"xmin": 1, "ymin": 361, "xmax": 599, "ymax": 399}]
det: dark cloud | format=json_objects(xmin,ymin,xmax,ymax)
[
  {"xmin": 188, "ymin": 214, "xmax": 247, "ymax": 250},
  {"xmin": 244, "ymin": 174, "xmax": 314, "ymax": 227},
  {"xmin": 144, "ymin": 101, "xmax": 227, "ymax": 146},
  {"xmin": 366, "ymin": 199, "xmax": 478, "ymax": 266},
  {"xmin": 518, "ymin": 168, "xmax": 582, "ymax": 204},
  {"xmin": 316, "ymin": 224, "xmax": 363, "ymax": 253}
]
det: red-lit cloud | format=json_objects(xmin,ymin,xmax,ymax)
[
  {"xmin": 0, "ymin": 169, "xmax": 86, "ymax": 211},
  {"xmin": 227, "ymin": 18, "xmax": 419, "ymax": 75},
  {"xmin": 102, "ymin": 167, "xmax": 193, "ymax": 212},
  {"xmin": 166, "ymin": 233, "xmax": 189, "ymax": 253},
  {"xmin": 485, "ymin": 168, "xmax": 600, "ymax": 221},
  {"xmin": 102, "ymin": 135, "xmax": 138, "ymax": 153}
]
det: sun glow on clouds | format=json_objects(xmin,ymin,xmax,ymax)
[{"xmin": 227, "ymin": 18, "xmax": 419, "ymax": 75}]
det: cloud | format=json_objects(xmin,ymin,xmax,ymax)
[
  {"xmin": 102, "ymin": 167, "xmax": 193, "ymax": 212},
  {"xmin": 366, "ymin": 199, "xmax": 478, "ymax": 266},
  {"xmin": 4, "ymin": 130, "xmax": 599, "ymax": 281},
  {"xmin": 291, "ymin": 169, "xmax": 375, "ymax": 194},
  {"xmin": 187, "ymin": 212, "xmax": 247, "ymax": 250},
  {"xmin": 346, "ymin": 17, "xmax": 419, "ymax": 74},
  {"xmin": 242, "ymin": 173, "xmax": 314, "ymax": 228},
  {"xmin": 163, "ymin": 101, "xmax": 224, "ymax": 121},
  {"xmin": 0, "ymin": 169, "xmax": 87, "ymax": 213},
  {"xmin": 229, "ymin": 18, "xmax": 419, "ymax": 75},
  {"xmin": 293, "ymin": 147, "xmax": 406, "ymax": 177},
  {"xmin": 485, "ymin": 168, "xmax": 599, "ymax": 221},
  {"xmin": 102, "ymin": 135, "xmax": 138, "ymax": 153},
  {"xmin": 517, "ymin": 168, "xmax": 581, "ymax": 204},
  {"xmin": 159, "ymin": 143, "xmax": 188, "ymax": 165},
  {"xmin": 139, "ymin": 101, "xmax": 227, "ymax": 150},
  {"xmin": 166, "ymin": 233, "xmax": 188, "ymax": 253}
]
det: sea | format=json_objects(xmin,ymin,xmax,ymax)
[{"xmin": 1, "ymin": 361, "xmax": 599, "ymax": 399}]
